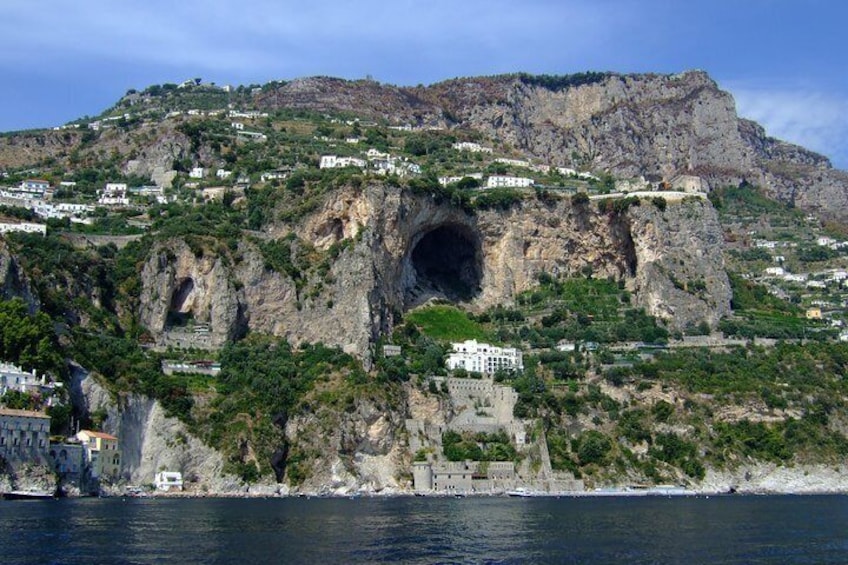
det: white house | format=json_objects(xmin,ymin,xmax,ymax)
[
  {"xmin": 486, "ymin": 175, "xmax": 534, "ymax": 189},
  {"xmin": 216, "ymin": 169, "xmax": 233, "ymax": 179},
  {"xmin": 494, "ymin": 158, "xmax": 530, "ymax": 168},
  {"xmin": 438, "ymin": 173, "xmax": 484, "ymax": 187},
  {"xmin": 154, "ymin": 471, "xmax": 184, "ymax": 492},
  {"xmin": 764, "ymin": 267, "xmax": 785, "ymax": 277},
  {"xmin": 97, "ymin": 183, "xmax": 129, "ymax": 207},
  {"xmin": 19, "ymin": 179, "xmax": 50, "ymax": 194},
  {"xmin": 446, "ymin": 340, "xmax": 523, "ymax": 375},
  {"xmin": 0, "ymin": 362, "xmax": 62, "ymax": 403},
  {"xmin": 452, "ymin": 142, "xmax": 492, "ymax": 153},
  {"xmin": 0, "ymin": 220, "xmax": 47, "ymax": 236},
  {"xmin": 319, "ymin": 155, "xmax": 366, "ymax": 170},
  {"xmin": 189, "ymin": 167, "xmax": 205, "ymax": 179}
]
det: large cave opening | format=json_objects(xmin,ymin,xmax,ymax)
[
  {"xmin": 166, "ymin": 277, "xmax": 196, "ymax": 328},
  {"xmin": 405, "ymin": 224, "xmax": 483, "ymax": 308}
]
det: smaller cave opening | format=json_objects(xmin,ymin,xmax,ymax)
[
  {"xmin": 166, "ymin": 278, "xmax": 196, "ymax": 328},
  {"xmin": 405, "ymin": 224, "xmax": 483, "ymax": 308}
]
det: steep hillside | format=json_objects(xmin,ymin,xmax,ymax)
[
  {"xmin": 2, "ymin": 70, "xmax": 848, "ymax": 495},
  {"xmin": 244, "ymin": 71, "xmax": 848, "ymax": 220}
]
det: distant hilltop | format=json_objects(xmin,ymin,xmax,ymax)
[{"xmin": 3, "ymin": 70, "xmax": 847, "ymax": 222}]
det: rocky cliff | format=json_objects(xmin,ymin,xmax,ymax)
[
  {"xmin": 137, "ymin": 186, "xmax": 729, "ymax": 359},
  {"xmin": 69, "ymin": 366, "xmax": 244, "ymax": 493},
  {"xmin": 251, "ymin": 72, "xmax": 848, "ymax": 221},
  {"xmin": 0, "ymin": 239, "xmax": 38, "ymax": 311}
]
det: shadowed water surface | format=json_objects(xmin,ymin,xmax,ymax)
[{"xmin": 1, "ymin": 495, "xmax": 847, "ymax": 564}]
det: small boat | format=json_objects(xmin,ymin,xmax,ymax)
[
  {"xmin": 506, "ymin": 488, "xmax": 535, "ymax": 498},
  {"xmin": 2, "ymin": 489, "xmax": 56, "ymax": 500}
]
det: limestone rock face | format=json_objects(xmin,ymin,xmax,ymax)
[
  {"xmin": 73, "ymin": 367, "xmax": 243, "ymax": 493},
  {"xmin": 137, "ymin": 185, "xmax": 730, "ymax": 358},
  {"xmin": 0, "ymin": 239, "xmax": 38, "ymax": 311},
  {"xmin": 251, "ymin": 72, "xmax": 848, "ymax": 221},
  {"xmin": 139, "ymin": 239, "xmax": 245, "ymax": 347},
  {"xmin": 284, "ymin": 391, "xmax": 409, "ymax": 494},
  {"xmin": 628, "ymin": 199, "xmax": 731, "ymax": 329}
]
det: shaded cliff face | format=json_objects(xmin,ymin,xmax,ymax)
[
  {"xmin": 138, "ymin": 186, "xmax": 730, "ymax": 358},
  {"xmin": 0, "ymin": 240, "xmax": 38, "ymax": 311}
]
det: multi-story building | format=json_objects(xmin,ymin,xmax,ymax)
[
  {"xmin": 76, "ymin": 430, "xmax": 121, "ymax": 480},
  {"xmin": 0, "ymin": 408, "xmax": 50, "ymax": 462},
  {"xmin": 0, "ymin": 362, "xmax": 63, "ymax": 405},
  {"xmin": 97, "ymin": 183, "xmax": 130, "ymax": 206},
  {"xmin": 446, "ymin": 340, "xmax": 523, "ymax": 375},
  {"xmin": 485, "ymin": 175, "xmax": 534, "ymax": 189},
  {"xmin": 319, "ymin": 155, "xmax": 366, "ymax": 170}
]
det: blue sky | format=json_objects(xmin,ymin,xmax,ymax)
[{"xmin": 1, "ymin": 0, "xmax": 846, "ymax": 168}]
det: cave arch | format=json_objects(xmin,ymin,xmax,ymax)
[
  {"xmin": 166, "ymin": 277, "xmax": 196, "ymax": 328},
  {"xmin": 404, "ymin": 223, "xmax": 483, "ymax": 308}
]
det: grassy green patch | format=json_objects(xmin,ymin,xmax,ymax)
[{"xmin": 405, "ymin": 304, "xmax": 490, "ymax": 342}]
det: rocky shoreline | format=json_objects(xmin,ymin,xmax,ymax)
[{"xmin": 72, "ymin": 462, "xmax": 845, "ymax": 500}]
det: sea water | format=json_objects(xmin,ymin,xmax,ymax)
[{"xmin": 1, "ymin": 495, "xmax": 847, "ymax": 564}]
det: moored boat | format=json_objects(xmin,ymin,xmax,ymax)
[
  {"xmin": 2, "ymin": 489, "xmax": 56, "ymax": 500},
  {"xmin": 506, "ymin": 487, "xmax": 535, "ymax": 497}
]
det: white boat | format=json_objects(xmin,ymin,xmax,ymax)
[
  {"xmin": 506, "ymin": 488, "xmax": 535, "ymax": 497},
  {"xmin": 2, "ymin": 489, "xmax": 56, "ymax": 500}
]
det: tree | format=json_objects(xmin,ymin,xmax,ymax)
[{"xmin": 577, "ymin": 430, "xmax": 612, "ymax": 465}]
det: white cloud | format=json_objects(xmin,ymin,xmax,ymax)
[{"xmin": 731, "ymin": 87, "xmax": 848, "ymax": 169}]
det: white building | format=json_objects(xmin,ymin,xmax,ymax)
[
  {"xmin": 260, "ymin": 171, "xmax": 288, "ymax": 182},
  {"xmin": 216, "ymin": 169, "xmax": 233, "ymax": 179},
  {"xmin": 495, "ymin": 157, "xmax": 531, "ymax": 168},
  {"xmin": 0, "ymin": 362, "xmax": 62, "ymax": 403},
  {"xmin": 319, "ymin": 155, "xmax": 366, "ymax": 170},
  {"xmin": 189, "ymin": 167, "xmax": 205, "ymax": 179},
  {"xmin": 238, "ymin": 131, "xmax": 268, "ymax": 142},
  {"xmin": 97, "ymin": 183, "xmax": 130, "ymax": 206},
  {"xmin": 764, "ymin": 267, "xmax": 785, "ymax": 277},
  {"xmin": 452, "ymin": 142, "xmax": 492, "ymax": 153},
  {"xmin": 438, "ymin": 173, "xmax": 484, "ymax": 187},
  {"xmin": 20, "ymin": 179, "xmax": 50, "ymax": 195},
  {"xmin": 485, "ymin": 175, "xmax": 534, "ymax": 189},
  {"xmin": 446, "ymin": 340, "xmax": 523, "ymax": 375},
  {"xmin": 154, "ymin": 471, "xmax": 184, "ymax": 492},
  {"xmin": 0, "ymin": 220, "xmax": 47, "ymax": 236}
]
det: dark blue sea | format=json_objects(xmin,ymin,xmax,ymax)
[{"xmin": 1, "ymin": 495, "xmax": 847, "ymax": 564}]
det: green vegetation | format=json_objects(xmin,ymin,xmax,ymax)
[
  {"xmin": 516, "ymin": 72, "xmax": 611, "ymax": 92},
  {"xmin": 200, "ymin": 335, "xmax": 369, "ymax": 482},
  {"xmin": 0, "ymin": 299, "xmax": 65, "ymax": 377},
  {"xmin": 405, "ymin": 304, "xmax": 490, "ymax": 342},
  {"xmin": 442, "ymin": 429, "xmax": 517, "ymax": 462}
]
